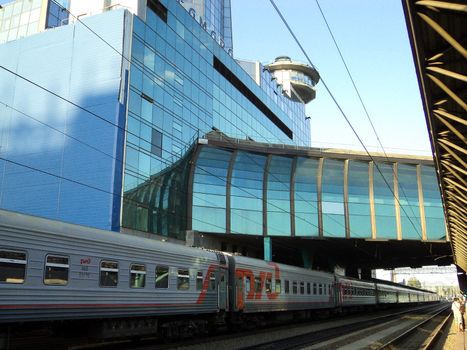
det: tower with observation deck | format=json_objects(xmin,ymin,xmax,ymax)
[{"xmin": 266, "ymin": 56, "xmax": 320, "ymax": 104}]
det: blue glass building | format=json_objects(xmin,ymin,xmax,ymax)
[{"xmin": 0, "ymin": 0, "xmax": 447, "ymax": 268}]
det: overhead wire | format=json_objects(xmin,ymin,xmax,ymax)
[
  {"xmin": 269, "ymin": 0, "xmax": 427, "ymax": 243},
  {"xmin": 0, "ymin": 1, "xmax": 403, "ymax": 261},
  {"xmin": 51, "ymin": 0, "xmax": 358, "ymax": 239},
  {"xmin": 0, "ymin": 1, "xmax": 353, "ymax": 241},
  {"xmin": 314, "ymin": 0, "xmax": 426, "ymax": 240}
]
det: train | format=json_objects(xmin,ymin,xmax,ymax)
[{"xmin": 0, "ymin": 209, "xmax": 439, "ymax": 338}]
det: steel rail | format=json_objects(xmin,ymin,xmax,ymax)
[
  {"xmin": 237, "ymin": 304, "xmax": 446, "ymax": 350},
  {"xmin": 377, "ymin": 304, "xmax": 451, "ymax": 349}
]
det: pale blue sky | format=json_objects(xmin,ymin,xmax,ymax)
[{"xmin": 231, "ymin": 0, "xmax": 431, "ymax": 155}]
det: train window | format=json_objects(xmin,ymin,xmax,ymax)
[
  {"xmin": 265, "ymin": 277, "xmax": 272, "ymax": 293},
  {"xmin": 0, "ymin": 250, "xmax": 27, "ymax": 284},
  {"xmin": 285, "ymin": 280, "xmax": 290, "ymax": 294},
  {"xmin": 307, "ymin": 282, "xmax": 311, "ymax": 295},
  {"xmin": 254, "ymin": 277, "xmax": 261, "ymax": 293},
  {"xmin": 313, "ymin": 283, "xmax": 317, "ymax": 295},
  {"xmin": 245, "ymin": 276, "xmax": 251, "ymax": 293},
  {"xmin": 300, "ymin": 282, "xmax": 304, "ymax": 294},
  {"xmin": 155, "ymin": 265, "xmax": 169, "ymax": 288},
  {"xmin": 177, "ymin": 269, "xmax": 190, "ymax": 290},
  {"xmin": 275, "ymin": 279, "xmax": 281, "ymax": 293},
  {"xmin": 318, "ymin": 284, "xmax": 323, "ymax": 295},
  {"xmin": 100, "ymin": 260, "xmax": 118, "ymax": 287},
  {"xmin": 130, "ymin": 264, "xmax": 146, "ymax": 288},
  {"xmin": 293, "ymin": 281, "xmax": 297, "ymax": 294},
  {"xmin": 44, "ymin": 255, "xmax": 69, "ymax": 285},
  {"xmin": 196, "ymin": 271, "xmax": 203, "ymax": 290},
  {"xmin": 209, "ymin": 272, "xmax": 216, "ymax": 291}
]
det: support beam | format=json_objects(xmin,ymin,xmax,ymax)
[
  {"xmin": 416, "ymin": 1, "xmax": 467, "ymax": 13},
  {"xmin": 264, "ymin": 237, "xmax": 272, "ymax": 262},
  {"xmin": 417, "ymin": 12, "xmax": 467, "ymax": 59}
]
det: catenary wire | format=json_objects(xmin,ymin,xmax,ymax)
[
  {"xmin": 0, "ymin": 3, "xmax": 403, "ymax": 257},
  {"xmin": 0, "ymin": 98, "xmax": 346, "ymax": 242},
  {"xmin": 46, "ymin": 0, "xmax": 359, "ymax": 238},
  {"xmin": 314, "ymin": 0, "xmax": 426, "ymax": 237},
  {"xmin": 5, "ymin": 0, "xmax": 405, "ymax": 252},
  {"xmin": 269, "ymin": 0, "xmax": 426, "ymax": 242},
  {"xmin": 0, "ymin": 60, "xmax": 350, "ymax": 240}
]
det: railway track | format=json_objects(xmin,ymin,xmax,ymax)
[
  {"xmin": 377, "ymin": 307, "xmax": 452, "ymax": 350},
  {"xmin": 2, "ymin": 304, "xmax": 449, "ymax": 350},
  {"xmin": 235, "ymin": 303, "xmax": 450, "ymax": 350},
  {"xmin": 136, "ymin": 304, "xmax": 448, "ymax": 350}
]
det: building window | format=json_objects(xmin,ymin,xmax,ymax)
[
  {"xmin": 177, "ymin": 269, "xmax": 189, "ymax": 290},
  {"xmin": 155, "ymin": 265, "xmax": 169, "ymax": 288},
  {"xmin": 130, "ymin": 264, "xmax": 146, "ymax": 288},
  {"xmin": 44, "ymin": 255, "xmax": 69, "ymax": 285},
  {"xmin": 100, "ymin": 261, "xmax": 118, "ymax": 287},
  {"xmin": 151, "ymin": 129, "xmax": 163, "ymax": 157},
  {"xmin": 0, "ymin": 250, "xmax": 26, "ymax": 284},
  {"xmin": 147, "ymin": 0, "xmax": 167, "ymax": 22}
]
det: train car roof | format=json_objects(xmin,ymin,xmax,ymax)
[
  {"xmin": 233, "ymin": 255, "xmax": 335, "ymax": 279},
  {"xmin": 0, "ymin": 209, "xmax": 218, "ymax": 261}
]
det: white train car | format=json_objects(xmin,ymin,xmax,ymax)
[
  {"xmin": 336, "ymin": 276, "xmax": 377, "ymax": 307},
  {"xmin": 0, "ymin": 210, "xmax": 225, "ymax": 327},
  {"xmin": 232, "ymin": 256, "xmax": 336, "ymax": 314}
]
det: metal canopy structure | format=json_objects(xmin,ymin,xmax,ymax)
[{"xmin": 402, "ymin": 1, "xmax": 466, "ymax": 271}]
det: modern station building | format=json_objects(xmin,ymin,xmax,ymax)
[{"xmin": 0, "ymin": 0, "xmax": 449, "ymax": 272}]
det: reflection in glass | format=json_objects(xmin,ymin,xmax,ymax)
[
  {"xmin": 421, "ymin": 166, "xmax": 446, "ymax": 240},
  {"xmin": 192, "ymin": 147, "xmax": 232, "ymax": 232},
  {"xmin": 230, "ymin": 151, "xmax": 266, "ymax": 235},
  {"xmin": 374, "ymin": 163, "xmax": 397, "ymax": 239},
  {"xmin": 348, "ymin": 161, "xmax": 371, "ymax": 238},
  {"xmin": 267, "ymin": 156, "xmax": 292, "ymax": 236},
  {"xmin": 322, "ymin": 159, "xmax": 345, "ymax": 237},
  {"xmin": 294, "ymin": 157, "xmax": 319, "ymax": 236},
  {"xmin": 398, "ymin": 164, "xmax": 422, "ymax": 239}
]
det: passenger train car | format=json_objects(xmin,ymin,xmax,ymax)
[{"xmin": 0, "ymin": 210, "xmax": 439, "ymax": 338}]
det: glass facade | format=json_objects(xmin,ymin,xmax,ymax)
[
  {"xmin": 0, "ymin": 0, "xmax": 69, "ymax": 44},
  {"xmin": 188, "ymin": 144, "xmax": 445, "ymax": 242},
  {"xmin": 0, "ymin": 0, "xmax": 447, "ymax": 246},
  {"xmin": 230, "ymin": 151, "xmax": 266, "ymax": 235},
  {"xmin": 373, "ymin": 162, "xmax": 398, "ymax": 239},
  {"xmin": 294, "ymin": 157, "xmax": 319, "ymax": 237},
  {"xmin": 321, "ymin": 159, "xmax": 345, "ymax": 238},
  {"xmin": 191, "ymin": 147, "xmax": 231, "ymax": 233},
  {"xmin": 398, "ymin": 164, "xmax": 422, "ymax": 240},
  {"xmin": 122, "ymin": 0, "xmax": 311, "ymax": 236},
  {"xmin": 421, "ymin": 165, "xmax": 446, "ymax": 240},
  {"xmin": 0, "ymin": 0, "xmax": 43, "ymax": 44},
  {"xmin": 266, "ymin": 156, "xmax": 293, "ymax": 236},
  {"xmin": 348, "ymin": 161, "xmax": 371, "ymax": 238},
  {"xmin": 177, "ymin": 0, "xmax": 233, "ymax": 55},
  {"xmin": 45, "ymin": 0, "xmax": 69, "ymax": 29}
]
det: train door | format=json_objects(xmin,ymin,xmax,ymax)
[{"xmin": 218, "ymin": 268, "xmax": 228, "ymax": 311}]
